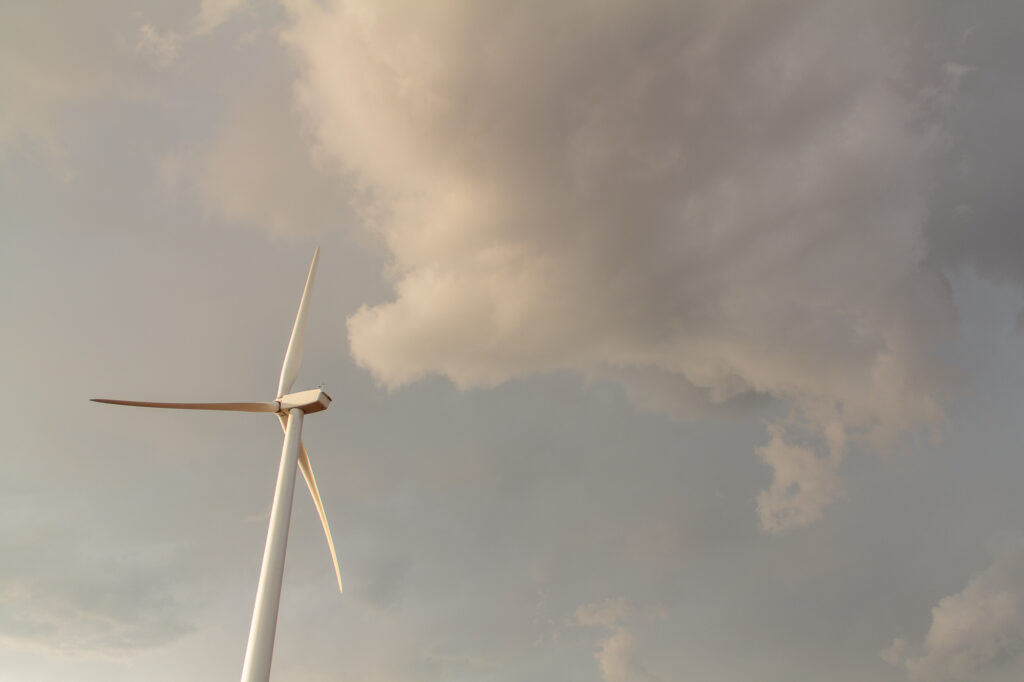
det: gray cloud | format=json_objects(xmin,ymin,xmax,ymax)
[
  {"xmin": 283, "ymin": 0, "xmax": 967, "ymax": 530},
  {"xmin": 0, "ymin": 3, "xmax": 124, "ymax": 164},
  {"xmin": 0, "ymin": 0, "xmax": 252, "ymax": 167},
  {"xmin": 128, "ymin": 0, "xmax": 354, "ymax": 238},
  {"xmin": 189, "ymin": 88, "xmax": 350, "ymax": 237},
  {"xmin": 0, "ymin": 512, "xmax": 193, "ymax": 656},
  {"xmin": 918, "ymin": 3, "xmax": 1024, "ymax": 289}
]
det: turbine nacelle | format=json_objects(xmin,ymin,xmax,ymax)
[{"xmin": 276, "ymin": 388, "xmax": 331, "ymax": 414}]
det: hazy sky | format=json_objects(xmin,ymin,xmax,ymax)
[{"xmin": 3, "ymin": 1, "xmax": 1024, "ymax": 680}]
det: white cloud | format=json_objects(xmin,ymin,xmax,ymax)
[
  {"xmin": 0, "ymin": 5, "xmax": 109, "ymax": 163},
  {"xmin": 573, "ymin": 598, "xmax": 654, "ymax": 682},
  {"xmin": 136, "ymin": 24, "xmax": 181, "ymax": 68},
  {"xmin": 283, "ymin": 1, "xmax": 959, "ymax": 529},
  {"xmin": 194, "ymin": 0, "xmax": 250, "ymax": 35},
  {"xmin": 756, "ymin": 421, "xmax": 844, "ymax": 533},
  {"xmin": 884, "ymin": 534, "xmax": 1024, "ymax": 680},
  {"xmin": 134, "ymin": 0, "xmax": 250, "ymax": 70}
]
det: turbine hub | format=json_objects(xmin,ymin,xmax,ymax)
[{"xmin": 277, "ymin": 388, "xmax": 331, "ymax": 414}]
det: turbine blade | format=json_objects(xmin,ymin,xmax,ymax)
[
  {"xmin": 279, "ymin": 414, "xmax": 342, "ymax": 593},
  {"xmin": 91, "ymin": 399, "xmax": 279, "ymax": 412},
  {"xmin": 298, "ymin": 442, "xmax": 343, "ymax": 594},
  {"xmin": 277, "ymin": 247, "xmax": 319, "ymax": 398}
]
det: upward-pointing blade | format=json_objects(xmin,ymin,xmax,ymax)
[
  {"xmin": 277, "ymin": 248, "xmax": 319, "ymax": 398},
  {"xmin": 279, "ymin": 414, "xmax": 343, "ymax": 593}
]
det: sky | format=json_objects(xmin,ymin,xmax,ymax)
[{"xmin": 3, "ymin": 1, "xmax": 1024, "ymax": 680}]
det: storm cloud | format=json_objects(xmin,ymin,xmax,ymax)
[
  {"xmin": 5, "ymin": 2, "xmax": 1024, "ymax": 680},
  {"xmin": 280, "ymin": 0, "xmax": 992, "ymax": 529}
]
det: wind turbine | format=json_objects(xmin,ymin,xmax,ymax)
[{"xmin": 92, "ymin": 248, "xmax": 341, "ymax": 682}]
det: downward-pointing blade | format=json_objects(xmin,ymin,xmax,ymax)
[
  {"xmin": 298, "ymin": 442, "xmax": 343, "ymax": 594},
  {"xmin": 277, "ymin": 247, "xmax": 319, "ymax": 398},
  {"xmin": 278, "ymin": 414, "xmax": 343, "ymax": 593},
  {"xmin": 91, "ymin": 399, "xmax": 279, "ymax": 412}
]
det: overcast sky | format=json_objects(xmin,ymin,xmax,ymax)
[{"xmin": 3, "ymin": 1, "xmax": 1024, "ymax": 680}]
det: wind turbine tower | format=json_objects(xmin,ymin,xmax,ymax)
[{"xmin": 92, "ymin": 248, "xmax": 341, "ymax": 682}]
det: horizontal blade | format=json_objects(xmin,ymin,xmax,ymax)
[
  {"xmin": 277, "ymin": 247, "xmax": 319, "ymax": 398},
  {"xmin": 91, "ymin": 399, "xmax": 279, "ymax": 413},
  {"xmin": 279, "ymin": 414, "xmax": 342, "ymax": 593}
]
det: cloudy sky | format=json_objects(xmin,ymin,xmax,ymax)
[{"xmin": 3, "ymin": 1, "xmax": 1024, "ymax": 680}]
